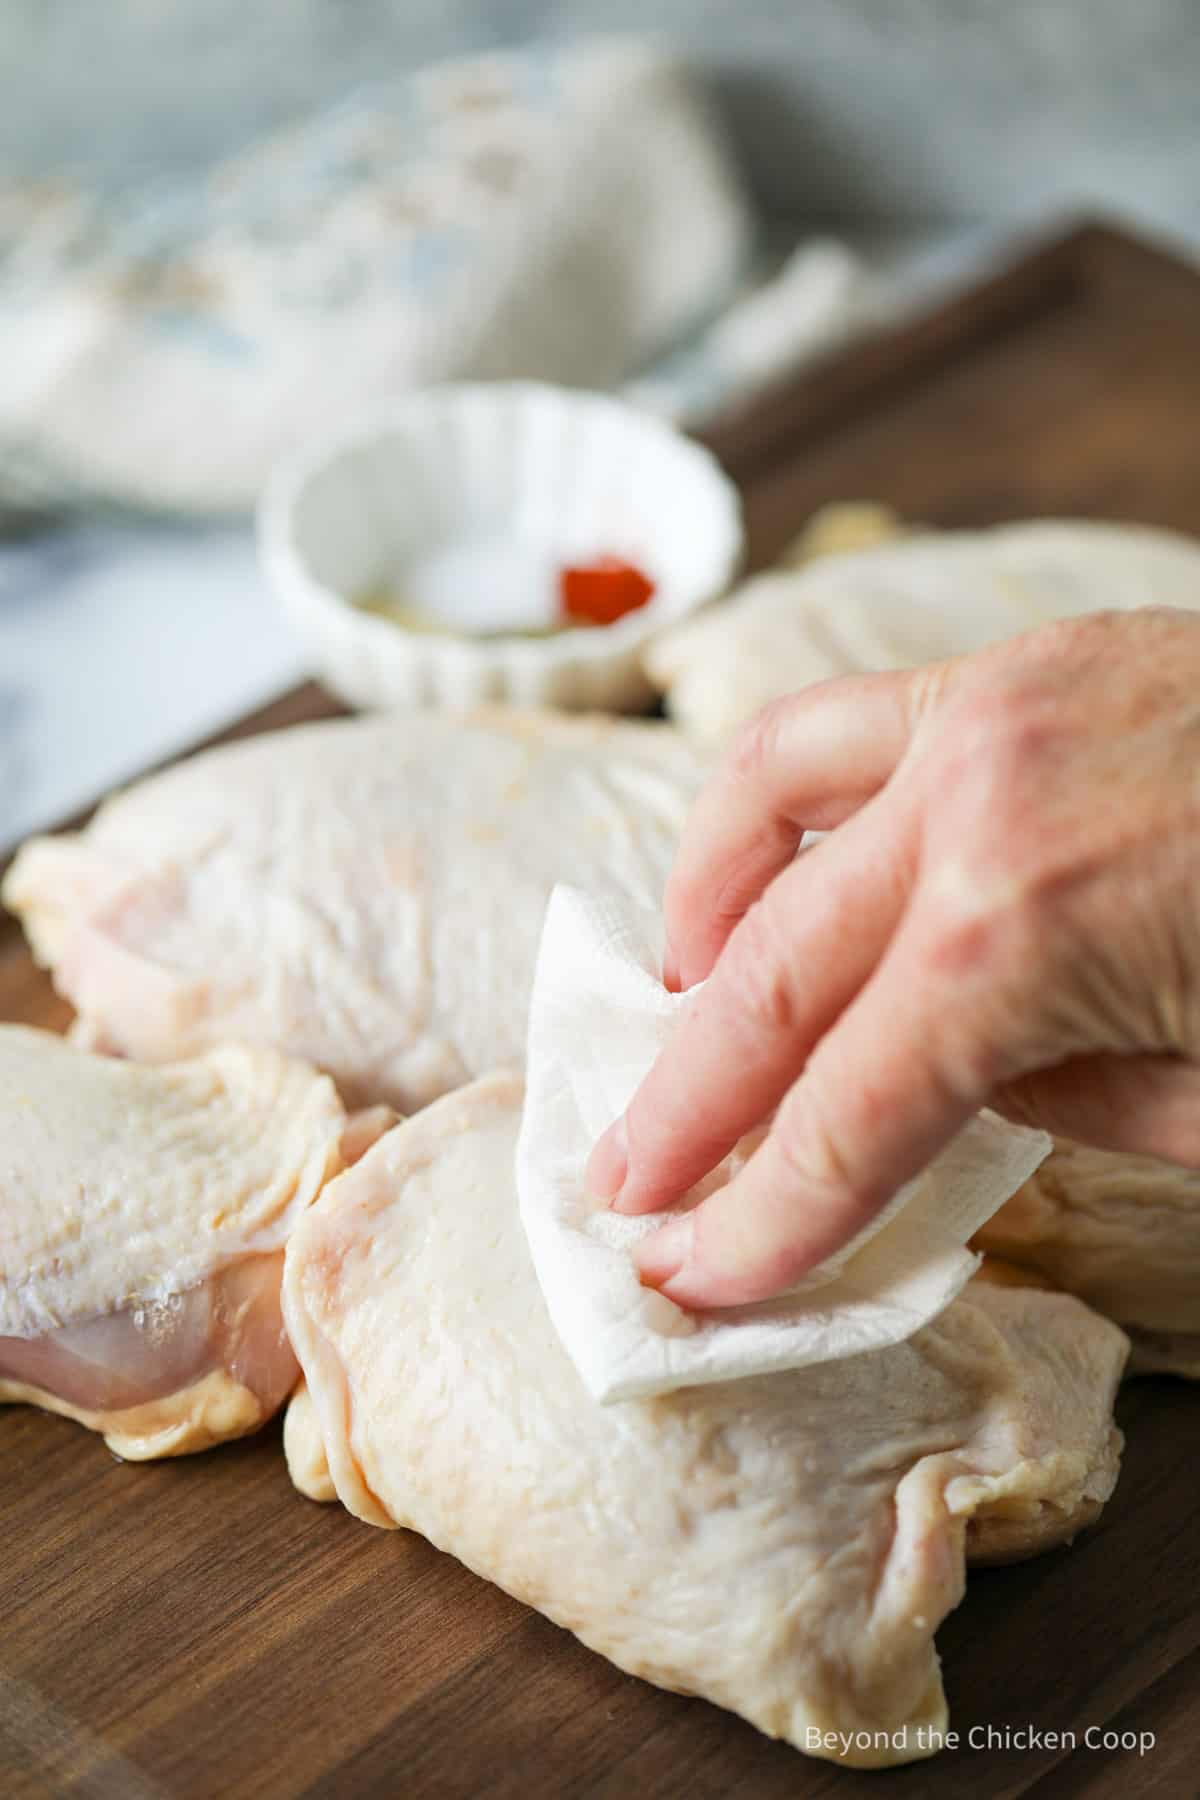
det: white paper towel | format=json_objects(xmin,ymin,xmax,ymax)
[{"xmin": 516, "ymin": 884, "xmax": 1052, "ymax": 1403}]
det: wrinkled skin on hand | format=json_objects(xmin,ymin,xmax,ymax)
[{"xmin": 587, "ymin": 608, "xmax": 1200, "ymax": 1309}]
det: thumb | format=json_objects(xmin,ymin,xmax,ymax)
[{"xmin": 992, "ymin": 1052, "xmax": 1200, "ymax": 1166}]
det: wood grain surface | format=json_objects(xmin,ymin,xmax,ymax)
[{"xmin": 3, "ymin": 220, "xmax": 1199, "ymax": 1800}]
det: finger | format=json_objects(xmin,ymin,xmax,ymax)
[
  {"xmin": 663, "ymin": 670, "xmax": 935, "ymax": 990},
  {"xmin": 633, "ymin": 920, "xmax": 998, "ymax": 1309},
  {"xmin": 993, "ymin": 1051, "xmax": 1200, "ymax": 1165},
  {"xmin": 586, "ymin": 788, "xmax": 916, "ymax": 1215}
]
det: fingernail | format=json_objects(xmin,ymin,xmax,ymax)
[
  {"xmin": 586, "ymin": 1116, "xmax": 628, "ymax": 1201},
  {"xmin": 633, "ymin": 1214, "xmax": 695, "ymax": 1291}
]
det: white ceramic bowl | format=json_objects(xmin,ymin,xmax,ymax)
[{"xmin": 258, "ymin": 382, "xmax": 744, "ymax": 713}]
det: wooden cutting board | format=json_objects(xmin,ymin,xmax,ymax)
[{"xmin": 3, "ymin": 220, "xmax": 1199, "ymax": 1800}]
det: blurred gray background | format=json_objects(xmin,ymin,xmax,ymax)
[
  {"xmin": 3, "ymin": 0, "xmax": 1198, "ymax": 854},
  {"xmin": 2, "ymin": 0, "xmax": 1198, "ymax": 243}
]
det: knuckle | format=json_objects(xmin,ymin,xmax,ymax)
[
  {"xmin": 771, "ymin": 1084, "xmax": 858, "ymax": 1199},
  {"xmin": 708, "ymin": 839, "xmax": 793, "ymax": 942},
  {"xmin": 741, "ymin": 1080, "xmax": 894, "ymax": 1278},
  {"xmin": 919, "ymin": 684, "xmax": 1092, "ymax": 968},
  {"xmin": 941, "ymin": 683, "xmax": 1057, "ymax": 800},
  {"xmin": 922, "ymin": 822, "xmax": 1095, "ymax": 993},
  {"xmin": 1037, "ymin": 608, "xmax": 1131, "ymax": 663},
  {"xmin": 726, "ymin": 889, "xmax": 805, "ymax": 1039},
  {"xmin": 922, "ymin": 860, "xmax": 1047, "ymax": 984},
  {"xmin": 727, "ymin": 695, "xmax": 798, "ymax": 786},
  {"xmin": 917, "ymin": 893, "xmax": 1039, "ymax": 1091}
]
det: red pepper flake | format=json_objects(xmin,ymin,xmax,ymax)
[{"xmin": 559, "ymin": 555, "xmax": 655, "ymax": 628}]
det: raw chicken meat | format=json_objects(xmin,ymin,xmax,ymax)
[
  {"xmin": 281, "ymin": 1073, "xmax": 1128, "ymax": 1768},
  {"xmin": 644, "ymin": 519, "xmax": 1200, "ymax": 744},
  {"xmin": 976, "ymin": 1140, "xmax": 1200, "ymax": 1380},
  {"xmin": 282, "ymin": 1380, "xmax": 337, "ymax": 1504},
  {"xmin": 0, "ymin": 1025, "xmax": 348, "ymax": 1458},
  {"xmin": 3, "ymin": 711, "xmax": 706, "ymax": 1112},
  {"xmin": 777, "ymin": 499, "xmax": 912, "ymax": 565}
]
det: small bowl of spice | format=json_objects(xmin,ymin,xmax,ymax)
[{"xmin": 259, "ymin": 383, "xmax": 743, "ymax": 713}]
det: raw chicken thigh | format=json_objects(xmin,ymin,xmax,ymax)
[
  {"xmin": 281, "ymin": 1073, "xmax": 1128, "ymax": 1769},
  {"xmin": 644, "ymin": 520, "xmax": 1200, "ymax": 744},
  {"xmin": 976, "ymin": 1141, "xmax": 1200, "ymax": 1380},
  {"xmin": 0, "ymin": 1025, "xmax": 347, "ymax": 1458},
  {"xmin": 4, "ymin": 711, "xmax": 706, "ymax": 1112}
]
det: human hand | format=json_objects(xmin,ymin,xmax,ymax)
[{"xmin": 586, "ymin": 607, "xmax": 1200, "ymax": 1309}]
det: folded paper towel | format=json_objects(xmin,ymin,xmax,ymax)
[{"xmin": 517, "ymin": 884, "xmax": 1052, "ymax": 1402}]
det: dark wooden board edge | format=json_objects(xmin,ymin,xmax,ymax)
[{"xmin": 698, "ymin": 217, "xmax": 1200, "ymax": 482}]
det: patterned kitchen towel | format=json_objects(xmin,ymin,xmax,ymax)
[{"xmin": 0, "ymin": 38, "xmax": 876, "ymax": 519}]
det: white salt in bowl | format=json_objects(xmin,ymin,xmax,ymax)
[{"xmin": 258, "ymin": 382, "xmax": 743, "ymax": 713}]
